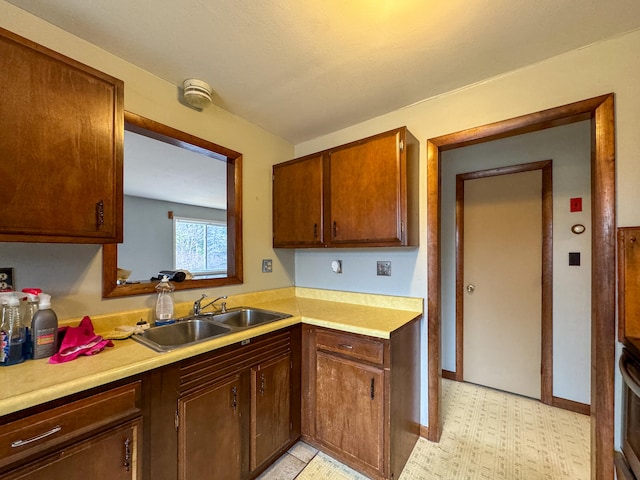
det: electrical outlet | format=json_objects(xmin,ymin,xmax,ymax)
[
  {"xmin": 0, "ymin": 267, "xmax": 15, "ymax": 291},
  {"xmin": 376, "ymin": 261, "xmax": 391, "ymax": 276},
  {"xmin": 262, "ymin": 259, "xmax": 273, "ymax": 273}
]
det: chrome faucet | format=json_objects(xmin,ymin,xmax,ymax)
[{"xmin": 193, "ymin": 294, "xmax": 227, "ymax": 315}]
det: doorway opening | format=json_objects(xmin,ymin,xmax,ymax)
[{"xmin": 426, "ymin": 94, "xmax": 615, "ymax": 479}]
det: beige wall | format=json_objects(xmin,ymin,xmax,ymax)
[
  {"xmin": 0, "ymin": 1, "xmax": 296, "ymax": 318},
  {"xmin": 295, "ymin": 28, "xmax": 640, "ymax": 429},
  {"xmin": 3, "ymin": 0, "xmax": 639, "ymax": 435}
]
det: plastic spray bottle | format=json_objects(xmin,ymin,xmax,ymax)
[
  {"xmin": 21, "ymin": 288, "xmax": 42, "ymax": 359},
  {"xmin": 0, "ymin": 293, "xmax": 27, "ymax": 366}
]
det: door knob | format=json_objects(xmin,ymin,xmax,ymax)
[{"xmin": 466, "ymin": 284, "xmax": 475, "ymax": 294}]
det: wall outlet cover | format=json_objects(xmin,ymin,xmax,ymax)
[
  {"xmin": 262, "ymin": 259, "xmax": 273, "ymax": 273},
  {"xmin": 0, "ymin": 267, "xmax": 15, "ymax": 291},
  {"xmin": 377, "ymin": 261, "xmax": 391, "ymax": 276}
]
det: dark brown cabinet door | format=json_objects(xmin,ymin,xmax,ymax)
[
  {"xmin": 178, "ymin": 374, "xmax": 248, "ymax": 480},
  {"xmin": 5, "ymin": 420, "xmax": 141, "ymax": 480},
  {"xmin": 251, "ymin": 354, "xmax": 291, "ymax": 470},
  {"xmin": 328, "ymin": 130, "xmax": 404, "ymax": 246},
  {"xmin": 314, "ymin": 351, "xmax": 384, "ymax": 473},
  {"xmin": 0, "ymin": 27, "xmax": 123, "ymax": 243},
  {"xmin": 273, "ymin": 154, "xmax": 324, "ymax": 247}
]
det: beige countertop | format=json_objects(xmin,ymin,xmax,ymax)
[{"xmin": 0, "ymin": 287, "xmax": 422, "ymax": 417}]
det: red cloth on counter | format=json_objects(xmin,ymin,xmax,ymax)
[{"xmin": 49, "ymin": 316, "xmax": 113, "ymax": 364}]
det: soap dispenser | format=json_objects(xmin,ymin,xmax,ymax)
[
  {"xmin": 31, "ymin": 293, "xmax": 58, "ymax": 359},
  {"xmin": 155, "ymin": 275, "xmax": 175, "ymax": 326}
]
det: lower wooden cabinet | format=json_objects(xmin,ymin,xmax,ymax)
[
  {"xmin": 0, "ymin": 381, "xmax": 143, "ymax": 479},
  {"xmin": 302, "ymin": 321, "xmax": 421, "ymax": 480},
  {"xmin": 151, "ymin": 326, "xmax": 301, "ymax": 480},
  {"xmin": 4, "ymin": 420, "xmax": 141, "ymax": 480},
  {"xmin": 251, "ymin": 354, "xmax": 291, "ymax": 470},
  {"xmin": 178, "ymin": 374, "xmax": 248, "ymax": 480},
  {"xmin": 315, "ymin": 352, "xmax": 385, "ymax": 472}
]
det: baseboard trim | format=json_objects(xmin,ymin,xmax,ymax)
[
  {"xmin": 442, "ymin": 369, "xmax": 456, "ymax": 380},
  {"xmin": 419, "ymin": 424, "xmax": 429, "ymax": 439},
  {"xmin": 552, "ymin": 396, "xmax": 590, "ymax": 416}
]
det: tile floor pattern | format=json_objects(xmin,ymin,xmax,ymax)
[{"xmin": 258, "ymin": 379, "xmax": 590, "ymax": 479}]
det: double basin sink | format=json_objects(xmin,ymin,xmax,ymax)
[{"xmin": 132, "ymin": 307, "xmax": 292, "ymax": 352}]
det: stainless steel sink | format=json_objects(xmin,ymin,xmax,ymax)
[
  {"xmin": 209, "ymin": 307, "xmax": 292, "ymax": 328},
  {"xmin": 131, "ymin": 307, "xmax": 292, "ymax": 352},
  {"xmin": 132, "ymin": 319, "xmax": 232, "ymax": 352}
]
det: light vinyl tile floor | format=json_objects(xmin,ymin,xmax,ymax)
[{"xmin": 258, "ymin": 379, "xmax": 590, "ymax": 480}]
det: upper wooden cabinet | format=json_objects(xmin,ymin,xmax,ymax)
[
  {"xmin": 618, "ymin": 227, "xmax": 640, "ymax": 345},
  {"xmin": 273, "ymin": 127, "xmax": 419, "ymax": 248},
  {"xmin": 0, "ymin": 27, "xmax": 123, "ymax": 243},
  {"xmin": 273, "ymin": 154, "xmax": 324, "ymax": 247}
]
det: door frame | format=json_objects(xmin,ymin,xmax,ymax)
[
  {"xmin": 452, "ymin": 161, "xmax": 553, "ymax": 405},
  {"xmin": 426, "ymin": 94, "xmax": 615, "ymax": 480}
]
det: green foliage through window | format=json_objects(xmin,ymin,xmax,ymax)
[{"xmin": 175, "ymin": 217, "xmax": 227, "ymax": 274}]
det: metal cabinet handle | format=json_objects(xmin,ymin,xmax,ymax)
[
  {"xmin": 231, "ymin": 385, "xmax": 238, "ymax": 412},
  {"xmin": 313, "ymin": 223, "xmax": 318, "ymax": 239},
  {"xmin": 96, "ymin": 200, "xmax": 105, "ymax": 228},
  {"xmin": 370, "ymin": 378, "xmax": 375, "ymax": 400},
  {"xmin": 11, "ymin": 425, "xmax": 62, "ymax": 447},
  {"xmin": 333, "ymin": 221, "xmax": 337, "ymax": 238},
  {"xmin": 338, "ymin": 344, "xmax": 353, "ymax": 350},
  {"xmin": 260, "ymin": 373, "xmax": 266, "ymax": 395},
  {"xmin": 123, "ymin": 438, "xmax": 131, "ymax": 472}
]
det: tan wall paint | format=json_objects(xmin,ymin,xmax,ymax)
[
  {"xmin": 0, "ymin": 1, "xmax": 296, "ymax": 318},
  {"xmin": 295, "ymin": 28, "xmax": 640, "ymax": 429}
]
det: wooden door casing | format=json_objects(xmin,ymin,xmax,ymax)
[{"xmin": 427, "ymin": 94, "xmax": 616, "ymax": 479}]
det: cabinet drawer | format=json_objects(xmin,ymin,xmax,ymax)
[
  {"xmin": 0, "ymin": 381, "xmax": 141, "ymax": 469},
  {"xmin": 315, "ymin": 329, "xmax": 384, "ymax": 365}
]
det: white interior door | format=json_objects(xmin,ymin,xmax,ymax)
[{"xmin": 463, "ymin": 170, "xmax": 542, "ymax": 399}]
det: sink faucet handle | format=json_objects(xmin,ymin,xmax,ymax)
[
  {"xmin": 194, "ymin": 294, "xmax": 227, "ymax": 315},
  {"xmin": 193, "ymin": 294, "xmax": 208, "ymax": 315}
]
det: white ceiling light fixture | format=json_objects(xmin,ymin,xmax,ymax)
[{"xmin": 182, "ymin": 78, "xmax": 213, "ymax": 108}]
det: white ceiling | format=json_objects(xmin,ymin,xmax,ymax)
[
  {"xmin": 7, "ymin": 0, "xmax": 640, "ymax": 144},
  {"xmin": 124, "ymin": 131, "xmax": 227, "ymax": 209}
]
